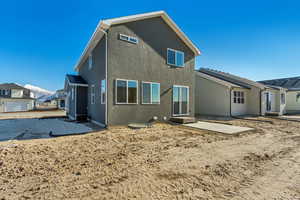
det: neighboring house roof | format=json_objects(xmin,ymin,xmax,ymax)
[
  {"xmin": 66, "ymin": 75, "xmax": 88, "ymax": 86},
  {"xmin": 264, "ymin": 85, "xmax": 287, "ymax": 91},
  {"xmin": 259, "ymin": 77, "xmax": 300, "ymax": 91},
  {"xmin": 0, "ymin": 83, "xmax": 27, "ymax": 90},
  {"xmin": 74, "ymin": 11, "xmax": 201, "ymax": 72},
  {"xmin": 199, "ymin": 68, "xmax": 267, "ymax": 90},
  {"xmin": 195, "ymin": 71, "xmax": 244, "ymax": 89}
]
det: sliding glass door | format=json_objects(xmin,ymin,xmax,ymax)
[{"xmin": 173, "ymin": 85, "xmax": 189, "ymax": 116}]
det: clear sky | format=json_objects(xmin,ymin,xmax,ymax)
[{"xmin": 0, "ymin": 0, "xmax": 299, "ymax": 91}]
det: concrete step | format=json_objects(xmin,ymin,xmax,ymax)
[
  {"xmin": 265, "ymin": 112, "xmax": 280, "ymax": 116},
  {"xmin": 170, "ymin": 117, "xmax": 196, "ymax": 124}
]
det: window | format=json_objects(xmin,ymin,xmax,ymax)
[
  {"xmin": 4, "ymin": 90, "xmax": 8, "ymax": 95},
  {"xmin": 167, "ymin": 49, "xmax": 185, "ymax": 67},
  {"xmin": 233, "ymin": 91, "xmax": 245, "ymax": 104},
  {"xmin": 71, "ymin": 88, "xmax": 74, "ymax": 100},
  {"xmin": 281, "ymin": 93, "xmax": 285, "ymax": 104},
  {"xmin": 91, "ymin": 85, "xmax": 95, "ymax": 104},
  {"xmin": 116, "ymin": 79, "xmax": 138, "ymax": 104},
  {"xmin": 88, "ymin": 54, "xmax": 93, "ymax": 70},
  {"xmin": 101, "ymin": 79, "xmax": 106, "ymax": 104},
  {"xmin": 142, "ymin": 82, "xmax": 160, "ymax": 104},
  {"xmin": 119, "ymin": 34, "xmax": 138, "ymax": 44}
]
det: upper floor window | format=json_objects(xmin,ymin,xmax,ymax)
[
  {"xmin": 0, "ymin": 89, "xmax": 9, "ymax": 96},
  {"xmin": 11, "ymin": 89, "xmax": 23, "ymax": 98},
  {"xmin": 167, "ymin": 49, "xmax": 184, "ymax": 67},
  {"xmin": 142, "ymin": 82, "xmax": 160, "ymax": 104},
  {"xmin": 233, "ymin": 91, "xmax": 245, "ymax": 104},
  {"xmin": 116, "ymin": 79, "xmax": 138, "ymax": 104},
  {"xmin": 88, "ymin": 54, "xmax": 93, "ymax": 70},
  {"xmin": 119, "ymin": 34, "xmax": 138, "ymax": 44}
]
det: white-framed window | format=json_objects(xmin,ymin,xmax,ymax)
[
  {"xmin": 119, "ymin": 34, "xmax": 138, "ymax": 44},
  {"xmin": 142, "ymin": 82, "xmax": 160, "ymax": 104},
  {"xmin": 4, "ymin": 90, "xmax": 8, "ymax": 96},
  {"xmin": 101, "ymin": 79, "xmax": 106, "ymax": 104},
  {"xmin": 116, "ymin": 79, "xmax": 138, "ymax": 104},
  {"xmin": 88, "ymin": 54, "xmax": 93, "ymax": 70},
  {"xmin": 281, "ymin": 93, "xmax": 285, "ymax": 104},
  {"xmin": 233, "ymin": 91, "xmax": 245, "ymax": 104},
  {"xmin": 91, "ymin": 85, "xmax": 95, "ymax": 104},
  {"xmin": 167, "ymin": 48, "xmax": 184, "ymax": 67},
  {"xmin": 71, "ymin": 88, "xmax": 74, "ymax": 100}
]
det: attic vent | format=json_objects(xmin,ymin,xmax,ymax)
[{"xmin": 119, "ymin": 34, "xmax": 138, "ymax": 44}]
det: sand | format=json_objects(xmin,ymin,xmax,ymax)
[{"xmin": 0, "ymin": 118, "xmax": 299, "ymax": 199}]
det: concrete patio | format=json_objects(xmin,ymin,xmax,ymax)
[{"xmin": 183, "ymin": 121, "xmax": 254, "ymax": 134}]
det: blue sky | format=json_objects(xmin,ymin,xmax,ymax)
[{"xmin": 0, "ymin": 0, "xmax": 299, "ymax": 91}]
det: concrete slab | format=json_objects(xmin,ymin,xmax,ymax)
[
  {"xmin": 183, "ymin": 121, "xmax": 254, "ymax": 134},
  {"xmin": 277, "ymin": 115, "xmax": 300, "ymax": 121}
]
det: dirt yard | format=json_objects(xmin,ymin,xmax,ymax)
[{"xmin": 0, "ymin": 117, "xmax": 299, "ymax": 200}]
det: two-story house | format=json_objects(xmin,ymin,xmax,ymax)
[
  {"xmin": 0, "ymin": 83, "xmax": 35, "ymax": 112},
  {"xmin": 65, "ymin": 11, "xmax": 201, "ymax": 126}
]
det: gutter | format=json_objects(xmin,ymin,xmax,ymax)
[{"xmin": 100, "ymin": 28, "xmax": 108, "ymax": 127}]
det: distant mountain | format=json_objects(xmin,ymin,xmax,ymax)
[{"xmin": 24, "ymin": 84, "xmax": 54, "ymax": 100}]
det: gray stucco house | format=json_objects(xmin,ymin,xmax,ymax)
[
  {"xmin": 65, "ymin": 11, "xmax": 201, "ymax": 126},
  {"xmin": 0, "ymin": 83, "xmax": 35, "ymax": 112}
]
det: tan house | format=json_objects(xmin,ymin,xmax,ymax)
[
  {"xmin": 259, "ymin": 77, "xmax": 300, "ymax": 114},
  {"xmin": 195, "ymin": 68, "xmax": 287, "ymax": 117},
  {"xmin": 0, "ymin": 83, "xmax": 35, "ymax": 112}
]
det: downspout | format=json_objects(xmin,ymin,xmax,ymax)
[
  {"xmin": 100, "ymin": 29, "xmax": 108, "ymax": 127},
  {"xmin": 229, "ymin": 87, "xmax": 232, "ymax": 117}
]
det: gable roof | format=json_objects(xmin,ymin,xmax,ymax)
[
  {"xmin": 0, "ymin": 83, "xmax": 27, "ymax": 90},
  {"xmin": 259, "ymin": 76, "xmax": 300, "ymax": 91},
  {"xmin": 66, "ymin": 75, "xmax": 88, "ymax": 86},
  {"xmin": 74, "ymin": 11, "xmax": 201, "ymax": 72},
  {"xmin": 195, "ymin": 71, "xmax": 244, "ymax": 89},
  {"xmin": 199, "ymin": 68, "xmax": 267, "ymax": 90}
]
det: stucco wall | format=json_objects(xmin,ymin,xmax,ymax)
[
  {"xmin": 286, "ymin": 91, "xmax": 300, "ymax": 113},
  {"xmin": 195, "ymin": 75, "xmax": 230, "ymax": 116},
  {"xmin": 107, "ymin": 17, "xmax": 195, "ymax": 125},
  {"xmin": 245, "ymin": 87, "xmax": 261, "ymax": 115},
  {"xmin": 78, "ymin": 37, "xmax": 106, "ymax": 125}
]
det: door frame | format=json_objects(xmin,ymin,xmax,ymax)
[
  {"xmin": 172, "ymin": 85, "xmax": 189, "ymax": 116},
  {"xmin": 265, "ymin": 92, "xmax": 272, "ymax": 112}
]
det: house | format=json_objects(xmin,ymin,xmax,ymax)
[
  {"xmin": 65, "ymin": 11, "xmax": 200, "ymax": 126},
  {"xmin": 54, "ymin": 89, "xmax": 66, "ymax": 109},
  {"xmin": 195, "ymin": 68, "xmax": 287, "ymax": 117},
  {"xmin": 0, "ymin": 83, "xmax": 35, "ymax": 112},
  {"xmin": 259, "ymin": 77, "xmax": 300, "ymax": 114}
]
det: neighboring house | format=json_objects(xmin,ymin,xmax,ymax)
[
  {"xmin": 195, "ymin": 68, "xmax": 287, "ymax": 117},
  {"xmin": 54, "ymin": 89, "xmax": 66, "ymax": 109},
  {"xmin": 259, "ymin": 77, "xmax": 300, "ymax": 114},
  {"xmin": 65, "ymin": 11, "xmax": 200, "ymax": 126},
  {"xmin": 0, "ymin": 83, "xmax": 35, "ymax": 112}
]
